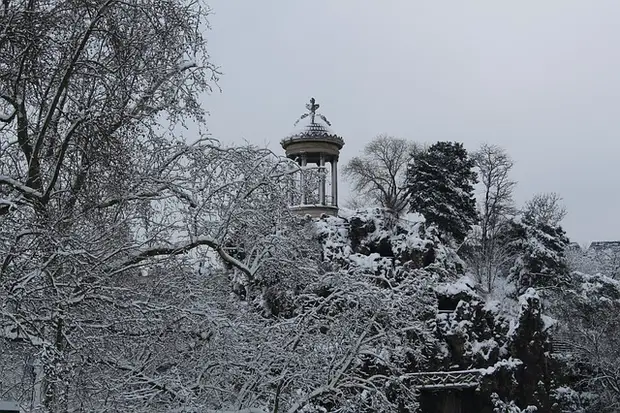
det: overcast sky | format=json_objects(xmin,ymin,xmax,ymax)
[{"xmin": 202, "ymin": 0, "xmax": 620, "ymax": 245}]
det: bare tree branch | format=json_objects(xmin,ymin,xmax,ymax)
[{"xmin": 343, "ymin": 134, "xmax": 422, "ymax": 216}]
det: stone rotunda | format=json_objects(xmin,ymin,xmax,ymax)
[{"xmin": 281, "ymin": 98, "xmax": 344, "ymax": 217}]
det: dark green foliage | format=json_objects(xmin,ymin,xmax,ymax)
[
  {"xmin": 348, "ymin": 215, "xmax": 378, "ymax": 252},
  {"xmin": 433, "ymin": 293, "xmax": 510, "ymax": 370},
  {"xmin": 406, "ymin": 141, "xmax": 478, "ymax": 243},
  {"xmin": 504, "ymin": 217, "xmax": 570, "ymax": 294},
  {"xmin": 509, "ymin": 290, "xmax": 557, "ymax": 412}
]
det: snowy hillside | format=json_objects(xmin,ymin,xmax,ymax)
[{"xmin": 300, "ymin": 209, "xmax": 561, "ymax": 412}]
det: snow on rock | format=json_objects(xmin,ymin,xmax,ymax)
[
  {"xmin": 315, "ymin": 208, "xmax": 463, "ymax": 276},
  {"xmin": 435, "ymin": 275, "xmax": 475, "ymax": 297},
  {"xmin": 518, "ymin": 287, "xmax": 540, "ymax": 309},
  {"xmin": 541, "ymin": 314, "xmax": 557, "ymax": 331}
]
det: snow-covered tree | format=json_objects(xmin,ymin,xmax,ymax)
[
  {"xmin": 473, "ymin": 144, "xmax": 517, "ymax": 235},
  {"xmin": 0, "ymin": 134, "xmax": 313, "ymax": 411},
  {"xmin": 509, "ymin": 288, "xmax": 555, "ymax": 411},
  {"xmin": 491, "ymin": 393, "xmax": 538, "ymax": 413},
  {"xmin": 406, "ymin": 141, "xmax": 478, "ymax": 244},
  {"xmin": 504, "ymin": 218, "xmax": 570, "ymax": 294},
  {"xmin": 522, "ymin": 192, "xmax": 567, "ymax": 227},
  {"xmin": 467, "ymin": 144, "xmax": 517, "ymax": 292},
  {"xmin": 551, "ymin": 272, "xmax": 620, "ymax": 413},
  {"xmin": 0, "ymin": 0, "xmax": 322, "ymax": 410},
  {"xmin": 568, "ymin": 244, "xmax": 620, "ymax": 280}
]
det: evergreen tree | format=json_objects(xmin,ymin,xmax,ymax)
[
  {"xmin": 406, "ymin": 141, "xmax": 478, "ymax": 243},
  {"xmin": 505, "ymin": 217, "xmax": 570, "ymax": 293}
]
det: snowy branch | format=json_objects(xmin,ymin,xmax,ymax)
[
  {"xmin": 0, "ymin": 175, "xmax": 43, "ymax": 199},
  {"xmin": 42, "ymin": 117, "xmax": 86, "ymax": 202},
  {"xmin": 111, "ymin": 236, "xmax": 254, "ymax": 279},
  {"xmin": 33, "ymin": 0, "xmax": 118, "ymax": 160}
]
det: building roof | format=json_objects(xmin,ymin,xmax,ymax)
[
  {"xmin": 281, "ymin": 121, "xmax": 345, "ymax": 150},
  {"xmin": 281, "ymin": 98, "xmax": 345, "ymax": 150},
  {"xmin": 589, "ymin": 240, "xmax": 620, "ymax": 251}
]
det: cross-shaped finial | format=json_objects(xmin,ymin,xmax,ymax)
[
  {"xmin": 294, "ymin": 97, "xmax": 332, "ymax": 127},
  {"xmin": 306, "ymin": 97, "xmax": 319, "ymax": 123}
]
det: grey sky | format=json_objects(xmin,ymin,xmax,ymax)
[{"xmin": 203, "ymin": 1, "xmax": 620, "ymax": 244}]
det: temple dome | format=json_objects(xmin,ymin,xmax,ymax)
[
  {"xmin": 281, "ymin": 120, "xmax": 344, "ymax": 152},
  {"xmin": 281, "ymin": 97, "xmax": 344, "ymax": 155}
]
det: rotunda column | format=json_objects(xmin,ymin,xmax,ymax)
[
  {"xmin": 331, "ymin": 158, "xmax": 338, "ymax": 207},
  {"xmin": 300, "ymin": 154, "xmax": 307, "ymax": 205},
  {"xmin": 319, "ymin": 154, "xmax": 326, "ymax": 205}
]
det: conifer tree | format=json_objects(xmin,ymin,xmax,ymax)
[
  {"xmin": 504, "ymin": 192, "xmax": 570, "ymax": 293},
  {"xmin": 406, "ymin": 141, "xmax": 478, "ymax": 243},
  {"xmin": 505, "ymin": 217, "xmax": 570, "ymax": 293}
]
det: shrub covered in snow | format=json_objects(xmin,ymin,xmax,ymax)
[
  {"xmin": 312, "ymin": 210, "xmax": 566, "ymax": 412},
  {"xmin": 316, "ymin": 208, "xmax": 464, "ymax": 279},
  {"xmin": 491, "ymin": 393, "xmax": 538, "ymax": 413},
  {"xmin": 548, "ymin": 272, "xmax": 620, "ymax": 412}
]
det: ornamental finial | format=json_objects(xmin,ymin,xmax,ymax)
[{"xmin": 294, "ymin": 97, "xmax": 332, "ymax": 127}]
